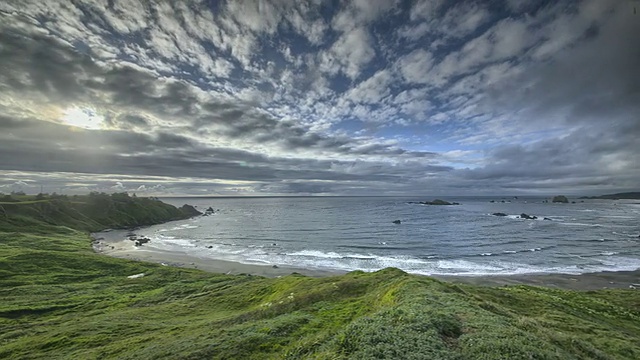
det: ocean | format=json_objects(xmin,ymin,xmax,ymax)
[{"xmin": 132, "ymin": 196, "xmax": 640, "ymax": 276}]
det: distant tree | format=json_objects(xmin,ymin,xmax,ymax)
[
  {"xmin": 111, "ymin": 192, "xmax": 131, "ymax": 201},
  {"xmin": 50, "ymin": 193, "xmax": 68, "ymax": 200},
  {"xmin": 11, "ymin": 191, "xmax": 26, "ymax": 196},
  {"xmin": 35, "ymin": 193, "xmax": 46, "ymax": 200}
]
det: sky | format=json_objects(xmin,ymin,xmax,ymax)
[{"xmin": 0, "ymin": 0, "xmax": 639, "ymax": 197}]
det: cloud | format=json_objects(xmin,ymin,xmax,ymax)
[
  {"xmin": 0, "ymin": 0, "xmax": 638, "ymax": 196},
  {"xmin": 397, "ymin": 49, "xmax": 434, "ymax": 84},
  {"xmin": 321, "ymin": 27, "xmax": 376, "ymax": 80}
]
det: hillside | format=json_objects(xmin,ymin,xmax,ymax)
[
  {"xmin": 1, "ymin": 196, "xmax": 640, "ymax": 359},
  {"xmin": 0, "ymin": 192, "xmax": 200, "ymax": 232},
  {"xmin": 580, "ymin": 192, "xmax": 640, "ymax": 200}
]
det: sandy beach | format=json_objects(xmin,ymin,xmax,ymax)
[
  {"xmin": 92, "ymin": 231, "xmax": 640, "ymax": 291},
  {"xmin": 92, "ymin": 232, "xmax": 344, "ymax": 278}
]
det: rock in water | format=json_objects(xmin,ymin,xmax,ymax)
[
  {"xmin": 420, "ymin": 199, "xmax": 458, "ymax": 205},
  {"xmin": 393, "ymin": 220, "xmax": 402, "ymax": 224},
  {"xmin": 492, "ymin": 212, "xmax": 508, "ymax": 217},
  {"xmin": 552, "ymin": 195, "xmax": 569, "ymax": 203},
  {"xmin": 519, "ymin": 213, "xmax": 538, "ymax": 220},
  {"xmin": 180, "ymin": 204, "xmax": 202, "ymax": 217}
]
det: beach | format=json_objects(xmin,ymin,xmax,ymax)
[
  {"xmin": 93, "ymin": 230, "xmax": 640, "ymax": 291},
  {"xmin": 93, "ymin": 232, "xmax": 344, "ymax": 278}
]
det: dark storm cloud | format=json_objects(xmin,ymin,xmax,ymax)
[
  {"xmin": 454, "ymin": 3, "xmax": 640, "ymax": 193},
  {"xmin": 0, "ymin": 115, "xmax": 448, "ymax": 188}
]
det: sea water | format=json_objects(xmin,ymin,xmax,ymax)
[{"xmin": 130, "ymin": 196, "xmax": 640, "ymax": 276}]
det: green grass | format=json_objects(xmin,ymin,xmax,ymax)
[{"xmin": 1, "ymin": 196, "xmax": 639, "ymax": 359}]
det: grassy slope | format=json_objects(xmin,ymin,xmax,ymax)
[{"xmin": 1, "ymin": 197, "xmax": 640, "ymax": 359}]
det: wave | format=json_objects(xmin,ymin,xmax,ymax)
[
  {"xmin": 491, "ymin": 214, "xmax": 554, "ymax": 222},
  {"xmin": 558, "ymin": 222, "xmax": 603, "ymax": 227},
  {"xmin": 148, "ymin": 236, "xmax": 197, "ymax": 248},
  {"xmin": 600, "ymin": 251, "xmax": 619, "ymax": 256},
  {"xmin": 156, "ymin": 224, "xmax": 200, "ymax": 232},
  {"xmin": 143, "ymin": 235, "xmax": 640, "ymax": 276},
  {"xmin": 470, "ymin": 246, "xmax": 553, "ymax": 258},
  {"xmin": 341, "ymin": 244, "xmax": 411, "ymax": 251},
  {"xmin": 286, "ymin": 250, "xmax": 345, "ymax": 259}
]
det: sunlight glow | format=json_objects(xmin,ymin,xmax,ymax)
[{"xmin": 60, "ymin": 106, "xmax": 104, "ymax": 129}]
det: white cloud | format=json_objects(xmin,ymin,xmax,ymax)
[
  {"xmin": 287, "ymin": 3, "xmax": 327, "ymax": 44},
  {"xmin": 409, "ymin": 0, "xmax": 444, "ymax": 21},
  {"xmin": 346, "ymin": 70, "xmax": 393, "ymax": 104},
  {"xmin": 332, "ymin": 0, "xmax": 399, "ymax": 32},
  {"xmin": 102, "ymin": 0, "xmax": 150, "ymax": 34},
  {"xmin": 439, "ymin": 2, "xmax": 492, "ymax": 39},
  {"xmin": 322, "ymin": 27, "xmax": 375, "ymax": 80},
  {"xmin": 397, "ymin": 49, "xmax": 434, "ymax": 84},
  {"xmin": 224, "ymin": 0, "xmax": 286, "ymax": 35}
]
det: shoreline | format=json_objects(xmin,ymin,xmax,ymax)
[
  {"xmin": 92, "ymin": 230, "xmax": 640, "ymax": 291},
  {"xmin": 92, "ymin": 233, "xmax": 345, "ymax": 278}
]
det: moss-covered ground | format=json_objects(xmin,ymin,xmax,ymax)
[{"xmin": 1, "ymin": 196, "xmax": 639, "ymax": 359}]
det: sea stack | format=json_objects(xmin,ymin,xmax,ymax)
[{"xmin": 552, "ymin": 195, "xmax": 569, "ymax": 203}]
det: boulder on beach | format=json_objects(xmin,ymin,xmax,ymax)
[
  {"xmin": 492, "ymin": 212, "xmax": 508, "ymax": 217},
  {"xmin": 134, "ymin": 237, "xmax": 151, "ymax": 246},
  {"xmin": 552, "ymin": 195, "xmax": 569, "ymax": 203},
  {"xmin": 393, "ymin": 220, "xmax": 402, "ymax": 224}
]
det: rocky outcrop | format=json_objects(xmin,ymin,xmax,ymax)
[
  {"xmin": 519, "ymin": 213, "xmax": 537, "ymax": 220},
  {"xmin": 393, "ymin": 220, "xmax": 402, "ymax": 224},
  {"xmin": 410, "ymin": 199, "xmax": 460, "ymax": 206},
  {"xmin": 552, "ymin": 195, "xmax": 569, "ymax": 203},
  {"xmin": 179, "ymin": 204, "xmax": 202, "ymax": 217}
]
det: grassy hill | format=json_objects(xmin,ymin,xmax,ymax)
[
  {"xmin": 1, "ymin": 196, "xmax": 640, "ymax": 359},
  {"xmin": 0, "ymin": 192, "xmax": 200, "ymax": 233}
]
